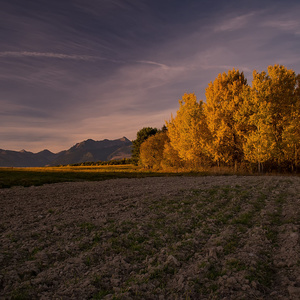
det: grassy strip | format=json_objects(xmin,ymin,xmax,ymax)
[
  {"xmin": 0, "ymin": 164, "xmax": 257, "ymax": 189},
  {"xmin": 0, "ymin": 165, "xmax": 189, "ymax": 188}
]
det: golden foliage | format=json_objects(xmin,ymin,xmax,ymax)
[
  {"xmin": 242, "ymin": 65, "xmax": 299, "ymax": 169},
  {"xmin": 140, "ymin": 132, "xmax": 168, "ymax": 169},
  {"xmin": 138, "ymin": 64, "xmax": 300, "ymax": 172},
  {"xmin": 166, "ymin": 93, "xmax": 211, "ymax": 167},
  {"xmin": 204, "ymin": 69, "xmax": 247, "ymax": 166}
]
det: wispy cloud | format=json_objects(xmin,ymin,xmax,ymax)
[
  {"xmin": 136, "ymin": 60, "xmax": 170, "ymax": 69},
  {"xmin": 0, "ymin": 51, "xmax": 93, "ymax": 61},
  {"xmin": 214, "ymin": 12, "xmax": 256, "ymax": 32},
  {"xmin": 263, "ymin": 20, "xmax": 300, "ymax": 34},
  {"xmin": 0, "ymin": 51, "xmax": 123, "ymax": 63}
]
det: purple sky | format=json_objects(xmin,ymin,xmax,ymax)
[{"xmin": 1, "ymin": 0, "xmax": 300, "ymax": 153}]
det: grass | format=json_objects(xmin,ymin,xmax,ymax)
[
  {"xmin": 0, "ymin": 165, "xmax": 182, "ymax": 188},
  {"xmin": 0, "ymin": 164, "xmax": 258, "ymax": 189},
  {"xmin": 226, "ymin": 259, "xmax": 247, "ymax": 271},
  {"xmin": 91, "ymin": 274, "xmax": 115, "ymax": 299},
  {"xmin": 246, "ymin": 257, "xmax": 275, "ymax": 288},
  {"xmin": 79, "ymin": 222, "xmax": 96, "ymax": 233},
  {"xmin": 11, "ymin": 284, "xmax": 33, "ymax": 300}
]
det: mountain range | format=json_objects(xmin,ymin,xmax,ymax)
[{"xmin": 0, "ymin": 137, "xmax": 132, "ymax": 167}]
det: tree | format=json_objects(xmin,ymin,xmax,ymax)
[
  {"xmin": 132, "ymin": 127, "xmax": 158, "ymax": 165},
  {"xmin": 242, "ymin": 65, "xmax": 298, "ymax": 171},
  {"xmin": 166, "ymin": 93, "xmax": 211, "ymax": 168},
  {"xmin": 140, "ymin": 131, "xmax": 168, "ymax": 169},
  {"xmin": 204, "ymin": 69, "xmax": 248, "ymax": 170},
  {"xmin": 242, "ymin": 99, "xmax": 274, "ymax": 172},
  {"xmin": 161, "ymin": 139, "xmax": 183, "ymax": 170},
  {"xmin": 282, "ymin": 73, "xmax": 300, "ymax": 171}
]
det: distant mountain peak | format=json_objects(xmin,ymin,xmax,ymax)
[
  {"xmin": 74, "ymin": 139, "xmax": 95, "ymax": 148},
  {"xmin": 119, "ymin": 136, "xmax": 130, "ymax": 142},
  {"xmin": 36, "ymin": 149, "xmax": 55, "ymax": 155},
  {"xmin": 38, "ymin": 149, "xmax": 53, "ymax": 154}
]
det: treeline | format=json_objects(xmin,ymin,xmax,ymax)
[
  {"xmin": 68, "ymin": 158, "xmax": 133, "ymax": 167},
  {"xmin": 134, "ymin": 65, "xmax": 300, "ymax": 173}
]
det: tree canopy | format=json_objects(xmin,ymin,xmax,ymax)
[
  {"xmin": 166, "ymin": 93, "xmax": 211, "ymax": 167},
  {"xmin": 131, "ymin": 127, "xmax": 158, "ymax": 165},
  {"xmin": 204, "ymin": 69, "xmax": 247, "ymax": 168}
]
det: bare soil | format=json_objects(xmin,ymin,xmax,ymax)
[{"xmin": 1, "ymin": 176, "xmax": 300, "ymax": 299}]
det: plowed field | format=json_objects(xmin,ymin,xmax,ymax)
[{"xmin": 1, "ymin": 176, "xmax": 300, "ymax": 299}]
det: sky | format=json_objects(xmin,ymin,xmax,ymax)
[{"xmin": 1, "ymin": 0, "xmax": 300, "ymax": 153}]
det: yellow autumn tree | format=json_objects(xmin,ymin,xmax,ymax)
[
  {"xmin": 282, "ymin": 74, "xmax": 300, "ymax": 170},
  {"xmin": 204, "ymin": 69, "xmax": 248, "ymax": 169},
  {"xmin": 140, "ymin": 131, "xmax": 168, "ymax": 169},
  {"xmin": 161, "ymin": 139, "xmax": 183, "ymax": 170},
  {"xmin": 166, "ymin": 93, "xmax": 211, "ymax": 168},
  {"xmin": 243, "ymin": 65, "xmax": 298, "ymax": 171}
]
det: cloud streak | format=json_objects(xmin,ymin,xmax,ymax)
[
  {"xmin": 263, "ymin": 20, "xmax": 300, "ymax": 34},
  {"xmin": 136, "ymin": 60, "xmax": 170, "ymax": 69},
  {"xmin": 0, "ymin": 51, "xmax": 124, "ymax": 63},
  {"xmin": 214, "ymin": 12, "xmax": 257, "ymax": 32}
]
